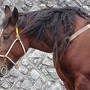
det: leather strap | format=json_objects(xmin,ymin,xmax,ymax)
[{"xmin": 70, "ymin": 24, "xmax": 90, "ymax": 41}]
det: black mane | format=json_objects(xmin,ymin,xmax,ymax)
[
  {"xmin": 20, "ymin": 6, "xmax": 89, "ymax": 37},
  {"xmin": 19, "ymin": 7, "xmax": 89, "ymax": 57}
]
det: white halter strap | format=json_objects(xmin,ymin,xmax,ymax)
[
  {"xmin": 0, "ymin": 24, "xmax": 26, "ymax": 68},
  {"xmin": 70, "ymin": 24, "xmax": 90, "ymax": 41}
]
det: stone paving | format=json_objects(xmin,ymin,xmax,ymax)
[{"xmin": 0, "ymin": 0, "xmax": 90, "ymax": 90}]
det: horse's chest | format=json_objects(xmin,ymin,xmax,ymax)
[{"xmin": 61, "ymin": 33, "xmax": 90, "ymax": 75}]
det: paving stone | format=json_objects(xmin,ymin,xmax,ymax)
[
  {"xmin": 0, "ymin": 88, "xmax": 4, "ymax": 90},
  {"xmin": 15, "ymin": 81, "xmax": 21, "ymax": 88},
  {"xmin": 8, "ymin": 76, "xmax": 14, "ymax": 84},
  {"xmin": 42, "ymin": 69, "xmax": 48, "ymax": 75},
  {"xmin": 18, "ymin": 75, "xmax": 24, "ymax": 82},
  {"xmin": 42, "ymin": 57, "xmax": 53, "ymax": 66},
  {"xmin": 46, "ymin": 68, "xmax": 59, "ymax": 79},
  {"xmin": 50, "ymin": 82, "xmax": 63, "ymax": 90},
  {"xmin": 0, "ymin": 0, "xmax": 89, "ymax": 90},
  {"xmin": 19, "ymin": 66, "xmax": 28, "ymax": 75},
  {"xmin": 0, "ymin": 8, "xmax": 4, "ymax": 26},
  {"xmin": 1, "ymin": 81, "xmax": 10, "ymax": 89},
  {"xmin": 24, "ymin": 0, "xmax": 33, "ymax": 7},
  {"xmin": 21, "ymin": 58, "xmax": 29, "ymax": 66},
  {"xmin": 29, "ymin": 49, "xmax": 47, "ymax": 58},
  {"xmin": 39, "ymin": 3, "xmax": 47, "ymax": 8},
  {"xmin": 30, "ymin": 69, "xmax": 40, "ymax": 80},
  {"xmin": 32, "ymin": 79, "xmax": 43, "ymax": 89},
  {"xmin": 21, "ymin": 79, "xmax": 32, "ymax": 89},
  {"xmin": 9, "ymin": 68, "xmax": 19, "ymax": 77},
  {"xmin": 42, "ymin": 81, "xmax": 52, "ymax": 90}
]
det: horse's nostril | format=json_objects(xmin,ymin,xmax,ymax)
[{"xmin": 1, "ymin": 65, "xmax": 8, "ymax": 76}]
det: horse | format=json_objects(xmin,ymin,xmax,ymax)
[{"xmin": 0, "ymin": 5, "xmax": 90, "ymax": 90}]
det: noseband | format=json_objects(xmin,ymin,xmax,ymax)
[{"xmin": 0, "ymin": 24, "xmax": 26, "ymax": 75}]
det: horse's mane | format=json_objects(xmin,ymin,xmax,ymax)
[
  {"xmin": 19, "ymin": 6, "xmax": 89, "ymax": 58},
  {"xmin": 20, "ymin": 7, "xmax": 89, "ymax": 37}
]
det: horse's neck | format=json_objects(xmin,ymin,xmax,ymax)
[
  {"xmin": 19, "ymin": 12, "xmax": 53, "ymax": 53},
  {"xmin": 28, "ymin": 31, "xmax": 54, "ymax": 53},
  {"xmin": 73, "ymin": 16, "xmax": 88, "ymax": 33},
  {"xmin": 19, "ymin": 12, "xmax": 64, "ymax": 53}
]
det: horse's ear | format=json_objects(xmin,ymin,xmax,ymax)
[
  {"xmin": 5, "ymin": 5, "xmax": 11, "ymax": 15},
  {"xmin": 11, "ymin": 7, "xmax": 18, "ymax": 25}
]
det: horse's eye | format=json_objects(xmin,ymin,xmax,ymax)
[{"xmin": 3, "ymin": 35, "xmax": 10, "ymax": 40}]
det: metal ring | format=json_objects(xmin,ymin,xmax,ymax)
[{"xmin": 1, "ymin": 65, "xmax": 8, "ymax": 76}]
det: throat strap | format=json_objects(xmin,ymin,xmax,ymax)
[{"xmin": 70, "ymin": 24, "xmax": 90, "ymax": 41}]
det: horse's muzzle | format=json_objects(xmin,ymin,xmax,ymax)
[{"xmin": 0, "ymin": 58, "xmax": 8, "ymax": 77}]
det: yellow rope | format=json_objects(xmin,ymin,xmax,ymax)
[{"xmin": 16, "ymin": 24, "xmax": 19, "ymax": 35}]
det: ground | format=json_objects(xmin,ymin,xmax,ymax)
[{"xmin": 0, "ymin": 0, "xmax": 90, "ymax": 90}]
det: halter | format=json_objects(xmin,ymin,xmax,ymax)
[
  {"xmin": 0, "ymin": 24, "xmax": 26, "ymax": 75},
  {"xmin": 70, "ymin": 24, "xmax": 90, "ymax": 41},
  {"xmin": 70, "ymin": 13, "xmax": 90, "ymax": 41}
]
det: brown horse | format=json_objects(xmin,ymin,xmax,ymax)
[{"xmin": 0, "ymin": 5, "xmax": 90, "ymax": 90}]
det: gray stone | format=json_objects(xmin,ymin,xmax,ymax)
[
  {"xmin": 1, "ymin": 81, "xmax": 10, "ymax": 89},
  {"xmin": 33, "ymin": 59, "xmax": 39, "ymax": 65},
  {"xmin": 8, "ymin": 77, "xmax": 14, "ymax": 84},
  {"xmin": 19, "ymin": 66, "xmax": 28, "ymax": 75},
  {"xmin": 47, "ymin": 53, "xmax": 53, "ymax": 59},
  {"xmin": 42, "ymin": 81, "xmax": 52, "ymax": 90},
  {"xmin": 42, "ymin": 69, "xmax": 48, "ymax": 75},
  {"xmin": 65, "ymin": 1, "xmax": 81, "ymax": 7},
  {"xmin": 46, "ymin": 68, "xmax": 59, "ymax": 79},
  {"xmin": 9, "ymin": 68, "xmax": 19, "ymax": 78},
  {"xmin": 50, "ymin": 82, "xmax": 62, "ymax": 90},
  {"xmin": 21, "ymin": 58, "xmax": 29, "ymax": 66},
  {"xmin": 0, "ymin": 8, "xmax": 4, "ymax": 26},
  {"xmin": 42, "ymin": 57, "xmax": 53, "ymax": 66},
  {"xmin": 21, "ymin": 79, "xmax": 32, "ymax": 89},
  {"xmin": 21, "ymin": 5, "xmax": 30, "ymax": 11},
  {"xmin": 29, "ymin": 50, "xmax": 47, "ymax": 58},
  {"xmin": 33, "ymin": 79, "xmax": 43, "ymax": 89},
  {"xmin": 84, "ymin": 0, "xmax": 90, "ymax": 6},
  {"xmin": 18, "ymin": 75, "xmax": 24, "ymax": 82},
  {"xmin": 24, "ymin": 0, "xmax": 33, "ymax": 7},
  {"xmin": 39, "ymin": 3, "xmax": 47, "ymax": 9},
  {"xmin": 0, "ymin": 0, "xmax": 3, "ymax": 5},
  {"xmin": 30, "ymin": 3, "xmax": 41, "ymax": 11},
  {"xmin": 0, "ymin": 88, "xmax": 4, "ymax": 90},
  {"xmin": 30, "ymin": 69, "xmax": 40, "ymax": 80},
  {"xmin": 27, "ymin": 65, "xmax": 33, "ymax": 70},
  {"xmin": 15, "ymin": 81, "xmax": 21, "ymax": 88},
  {"xmin": 46, "ymin": 0, "xmax": 58, "ymax": 8},
  {"xmin": 83, "ymin": 5, "xmax": 90, "ymax": 11}
]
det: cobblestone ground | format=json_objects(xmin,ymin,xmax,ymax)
[{"xmin": 0, "ymin": 0, "xmax": 90, "ymax": 90}]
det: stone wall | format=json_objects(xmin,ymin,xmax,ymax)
[{"xmin": 0, "ymin": 0, "xmax": 90, "ymax": 90}]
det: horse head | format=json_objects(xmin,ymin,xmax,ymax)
[{"xmin": 0, "ymin": 5, "xmax": 29, "ymax": 76}]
